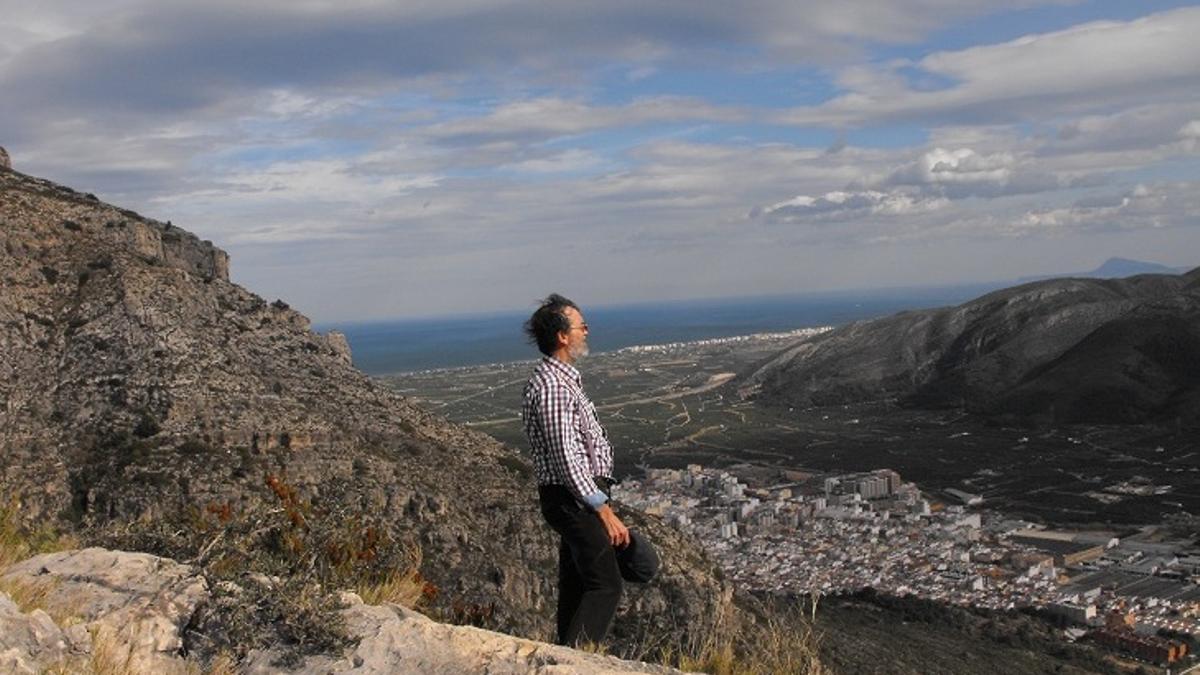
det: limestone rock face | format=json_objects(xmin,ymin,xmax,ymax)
[
  {"xmin": 0, "ymin": 146, "xmax": 10, "ymax": 170},
  {"xmin": 245, "ymin": 591, "xmax": 684, "ymax": 674},
  {"xmin": 0, "ymin": 548, "xmax": 208, "ymax": 673}
]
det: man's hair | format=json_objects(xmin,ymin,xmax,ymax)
[{"xmin": 525, "ymin": 293, "xmax": 579, "ymax": 356}]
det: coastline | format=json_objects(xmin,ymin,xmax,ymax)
[{"xmin": 372, "ymin": 325, "xmax": 833, "ymax": 377}]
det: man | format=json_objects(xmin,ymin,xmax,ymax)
[{"xmin": 522, "ymin": 293, "xmax": 629, "ymax": 647}]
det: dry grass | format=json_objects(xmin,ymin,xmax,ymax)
[
  {"xmin": 41, "ymin": 625, "xmax": 137, "ymax": 675},
  {"xmin": 658, "ymin": 596, "xmax": 828, "ymax": 675},
  {"xmin": 87, "ymin": 624, "xmax": 140, "ymax": 675},
  {"xmin": 198, "ymin": 651, "xmax": 239, "ymax": 675},
  {"xmin": 0, "ymin": 498, "xmax": 78, "ymax": 570},
  {"xmin": 0, "ymin": 574, "xmax": 55, "ymax": 611},
  {"xmin": 352, "ymin": 542, "xmax": 429, "ymax": 609},
  {"xmin": 0, "ymin": 575, "xmax": 84, "ymax": 627},
  {"xmin": 44, "ymin": 632, "xmax": 241, "ymax": 675},
  {"xmin": 0, "ymin": 499, "xmax": 82, "ymax": 627},
  {"xmin": 355, "ymin": 567, "xmax": 427, "ymax": 607},
  {"xmin": 577, "ymin": 640, "xmax": 610, "ymax": 656}
]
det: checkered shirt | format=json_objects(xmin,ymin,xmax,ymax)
[{"xmin": 522, "ymin": 356, "xmax": 614, "ymax": 509}]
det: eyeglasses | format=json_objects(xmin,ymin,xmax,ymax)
[{"xmin": 570, "ymin": 323, "xmax": 589, "ymax": 333}]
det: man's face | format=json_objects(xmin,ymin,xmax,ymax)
[{"xmin": 560, "ymin": 306, "xmax": 590, "ymax": 361}]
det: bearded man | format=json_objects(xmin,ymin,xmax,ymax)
[{"xmin": 522, "ymin": 293, "xmax": 629, "ymax": 647}]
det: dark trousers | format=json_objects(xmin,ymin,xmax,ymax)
[{"xmin": 538, "ymin": 484, "xmax": 623, "ymax": 646}]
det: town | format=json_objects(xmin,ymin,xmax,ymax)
[{"xmin": 614, "ymin": 465, "xmax": 1200, "ymax": 668}]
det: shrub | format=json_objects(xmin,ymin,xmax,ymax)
[
  {"xmin": 133, "ymin": 414, "xmax": 161, "ymax": 439},
  {"xmin": 178, "ymin": 439, "xmax": 213, "ymax": 456},
  {"xmin": 353, "ymin": 545, "xmax": 434, "ymax": 608},
  {"xmin": 0, "ymin": 498, "xmax": 77, "ymax": 570},
  {"xmin": 92, "ymin": 473, "xmax": 430, "ymax": 668},
  {"xmin": 653, "ymin": 594, "xmax": 827, "ymax": 675}
]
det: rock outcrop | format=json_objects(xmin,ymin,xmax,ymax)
[
  {"xmin": 247, "ymin": 592, "xmax": 684, "ymax": 674},
  {"xmin": 0, "ymin": 548, "xmax": 207, "ymax": 673},
  {"xmin": 0, "ymin": 548, "xmax": 684, "ymax": 674},
  {"xmin": 0, "ymin": 146, "xmax": 10, "ymax": 170},
  {"xmin": 0, "ymin": 164, "xmax": 734, "ymax": 655}
]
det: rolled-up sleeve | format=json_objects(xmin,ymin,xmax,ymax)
[{"xmin": 535, "ymin": 384, "xmax": 607, "ymax": 510}]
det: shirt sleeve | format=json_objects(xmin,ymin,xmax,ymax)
[{"xmin": 535, "ymin": 383, "xmax": 608, "ymax": 510}]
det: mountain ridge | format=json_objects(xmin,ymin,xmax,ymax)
[{"xmin": 740, "ymin": 269, "xmax": 1200, "ymax": 426}]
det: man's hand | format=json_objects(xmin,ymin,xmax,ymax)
[{"xmin": 595, "ymin": 504, "xmax": 630, "ymax": 548}]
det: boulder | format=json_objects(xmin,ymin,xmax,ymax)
[{"xmin": 0, "ymin": 593, "xmax": 69, "ymax": 674}]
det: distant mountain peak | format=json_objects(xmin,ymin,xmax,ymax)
[
  {"xmin": 1089, "ymin": 257, "xmax": 1178, "ymax": 278},
  {"xmin": 1016, "ymin": 257, "xmax": 1189, "ymax": 284}
]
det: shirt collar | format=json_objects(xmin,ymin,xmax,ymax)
[{"xmin": 542, "ymin": 355, "xmax": 582, "ymax": 385}]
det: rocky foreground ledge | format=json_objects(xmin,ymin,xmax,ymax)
[{"xmin": 0, "ymin": 548, "xmax": 684, "ymax": 674}]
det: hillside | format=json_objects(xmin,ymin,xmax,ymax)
[
  {"xmin": 739, "ymin": 269, "xmax": 1200, "ymax": 426},
  {"xmin": 0, "ymin": 162, "xmax": 733, "ymax": 662}
]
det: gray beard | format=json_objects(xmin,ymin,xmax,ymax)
[{"xmin": 569, "ymin": 342, "xmax": 589, "ymax": 360}]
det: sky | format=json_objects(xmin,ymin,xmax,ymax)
[{"xmin": 3, "ymin": 1, "xmax": 1199, "ymax": 322}]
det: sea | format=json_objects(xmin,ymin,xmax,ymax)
[{"xmin": 317, "ymin": 282, "xmax": 1005, "ymax": 375}]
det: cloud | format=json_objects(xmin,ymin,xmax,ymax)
[
  {"xmin": 0, "ymin": 1, "xmax": 1076, "ymax": 146},
  {"xmin": 756, "ymin": 189, "xmax": 949, "ymax": 223},
  {"xmin": 1044, "ymin": 103, "xmax": 1200, "ymax": 158},
  {"xmin": 424, "ymin": 96, "xmax": 744, "ymax": 145},
  {"xmin": 783, "ymin": 7, "xmax": 1200, "ymax": 127},
  {"xmin": 752, "ymin": 145, "xmax": 1062, "ymax": 226},
  {"xmin": 1010, "ymin": 183, "xmax": 1200, "ymax": 234},
  {"xmin": 888, "ymin": 147, "xmax": 1012, "ymax": 185},
  {"xmin": 1180, "ymin": 119, "xmax": 1200, "ymax": 153},
  {"xmin": 147, "ymin": 157, "xmax": 441, "ymax": 243},
  {"xmin": 501, "ymin": 149, "xmax": 605, "ymax": 174},
  {"xmin": 883, "ymin": 146, "xmax": 1063, "ymax": 198}
]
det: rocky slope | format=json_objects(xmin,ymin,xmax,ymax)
[
  {"xmin": 739, "ymin": 269, "xmax": 1200, "ymax": 426},
  {"xmin": 0, "ymin": 547, "xmax": 682, "ymax": 674},
  {"xmin": 0, "ymin": 161, "xmax": 734, "ymax": 659}
]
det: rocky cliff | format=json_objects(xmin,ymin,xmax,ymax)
[
  {"xmin": 739, "ymin": 270, "xmax": 1200, "ymax": 426},
  {"xmin": 0, "ymin": 162, "xmax": 735, "ymax": 663}
]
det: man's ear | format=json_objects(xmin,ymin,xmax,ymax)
[{"xmin": 556, "ymin": 330, "xmax": 570, "ymax": 349}]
